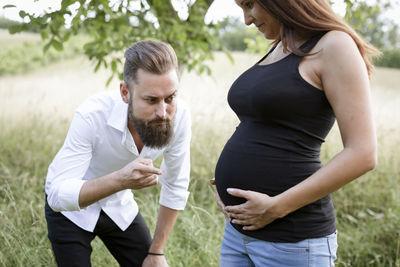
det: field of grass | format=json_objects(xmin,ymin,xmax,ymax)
[
  {"xmin": 0, "ymin": 29, "xmax": 87, "ymax": 76},
  {"xmin": 0, "ymin": 32, "xmax": 399, "ymax": 266}
]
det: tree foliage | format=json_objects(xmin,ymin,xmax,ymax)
[
  {"xmin": 342, "ymin": 0, "xmax": 399, "ymax": 48},
  {"xmin": 4, "ymin": 0, "xmax": 217, "ymax": 83},
  {"xmin": 216, "ymin": 17, "xmax": 255, "ymax": 51},
  {"xmin": 2, "ymin": 0, "xmax": 399, "ymax": 79}
]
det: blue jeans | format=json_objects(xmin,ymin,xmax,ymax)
[{"xmin": 220, "ymin": 221, "xmax": 337, "ymax": 267}]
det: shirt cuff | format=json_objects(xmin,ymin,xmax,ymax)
[
  {"xmin": 57, "ymin": 179, "xmax": 86, "ymax": 211},
  {"xmin": 159, "ymin": 186, "xmax": 190, "ymax": 210}
]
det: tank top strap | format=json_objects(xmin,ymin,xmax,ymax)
[
  {"xmin": 288, "ymin": 32, "xmax": 326, "ymax": 67},
  {"xmin": 256, "ymin": 32, "xmax": 326, "ymax": 65},
  {"xmin": 299, "ymin": 32, "xmax": 327, "ymax": 53},
  {"xmin": 256, "ymin": 44, "xmax": 277, "ymax": 65}
]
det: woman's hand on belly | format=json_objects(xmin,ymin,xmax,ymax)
[
  {"xmin": 224, "ymin": 188, "xmax": 283, "ymax": 231},
  {"xmin": 210, "ymin": 178, "xmax": 229, "ymax": 219}
]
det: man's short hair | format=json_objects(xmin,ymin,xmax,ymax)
[{"xmin": 124, "ymin": 39, "xmax": 178, "ymax": 90}]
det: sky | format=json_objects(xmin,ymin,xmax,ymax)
[{"xmin": 0, "ymin": 0, "xmax": 399, "ymax": 25}]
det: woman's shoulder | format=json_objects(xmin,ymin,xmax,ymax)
[
  {"xmin": 313, "ymin": 30, "xmax": 367, "ymax": 89},
  {"xmin": 307, "ymin": 31, "xmax": 361, "ymax": 73},
  {"xmin": 315, "ymin": 30, "xmax": 358, "ymax": 55}
]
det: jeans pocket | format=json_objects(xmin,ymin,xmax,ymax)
[
  {"xmin": 327, "ymin": 232, "xmax": 338, "ymax": 260},
  {"xmin": 271, "ymin": 241, "xmax": 310, "ymax": 254}
]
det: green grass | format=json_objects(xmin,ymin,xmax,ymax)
[
  {"xmin": 0, "ymin": 29, "xmax": 88, "ymax": 76},
  {"xmin": 323, "ymin": 126, "xmax": 400, "ymax": 267},
  {"xmin": 0, "ymin": 49, "xmax": 399, "ymax": 266},
  {"xmin": 0, "ymin": 105, "xmax": 399, "ymax": 267}
]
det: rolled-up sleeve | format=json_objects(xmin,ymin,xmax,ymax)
[
  {"xmin": 159, "ymin": 106, "xmax": 191, "ymax": 210},
  {"xmin": 45, "ymin": 112, "xmax": 93, "ymax": 212}
]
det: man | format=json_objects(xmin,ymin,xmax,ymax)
[{"xmin": 45, "ymin": 40, "xmax": 191, "ymax": 267}]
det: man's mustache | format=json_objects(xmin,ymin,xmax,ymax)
[{"xmin": 148, "ymin": 117, "xmax": 170, "ymax": 124}]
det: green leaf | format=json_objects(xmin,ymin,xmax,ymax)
[
  {"xmin": 19, "ymin": 10, "xmax": 27, "ymax": 18},
  {"xmin": 106, "ymin": 74, "xmax": 114, "ymax": 86},
  {"xmin": 51, "ymin": 39, "xmax": 64, "ymax": 51},
  {"xmin": 111, "ymin": 60, "xmax": 117, "ymax": 72},
  {"xmin": 63, "ymin": 31, "xmax": 71, "ymax": 42},
  {"xmin": 94, "ymin": 60, "xmax": 102, "ymax": 72},
  {"xmin": 61, "ymin": 0, "xmax": 75, "ymax": 10},
  {"xmin": 40, "ymin": 30, "xmax": 49, "ymax": 40},
  {"xmin": 50, "ymin": 23, "xmax": 60, "ymax": 36},
  {"xmin": 118, "ymin": 72, "xmax": 123, "ymax": 81},
  {"xmin": 43, "ymin": 41, "xmax": 52, "ymax": 52},
  {"xmin": 2, "ymin": 4, "xmax": 16, "ymax": 8},
  {"xmin": 222, "ymin": 49, "xmax": 234, "ymax": 64}
]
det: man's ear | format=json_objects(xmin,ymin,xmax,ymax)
[{"xmin": 120, "ymin": 82, "xmax": 130, "ymax": 104}]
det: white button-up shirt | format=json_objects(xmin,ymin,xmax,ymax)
[{"xmin": 45, "ymin": 90, "xmax": 191, "ymax": 232}]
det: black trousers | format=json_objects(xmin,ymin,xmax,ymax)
[{"xmin": 45, "ymin": 200, "xmax": 152, "ymax": 267}]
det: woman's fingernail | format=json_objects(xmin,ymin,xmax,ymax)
[{"xmin": 227, "ymin": 188, "xmax": 234, "ymax": 193}]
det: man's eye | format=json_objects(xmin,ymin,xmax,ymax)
[
  {"xmin": 244, "ymin": 1, "xmax": 253, "ymax": 8},
  {"xmin": 147, "ymin": 98, "xmax": 157, "ymax": 104},
  {"xmin": 165, "ymin": 96, "xmax": 175, "ymax": 103}
]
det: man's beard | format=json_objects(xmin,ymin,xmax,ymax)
[{"xmin": 128, "ymin": 101, "xmax": 174, "ymax": 149}]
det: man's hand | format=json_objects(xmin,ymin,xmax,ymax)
[
  {"xmin": 224, "ymin": 188, "xmax": 282, "ymax": 231},
  {"xmin": 210, "ymin": 178, "xmax": 229, "ymax": 219},
  {"xmin": 79, "ymin": 158, "xmax": 162, "ymax": 208},
  {"xmin": 118, "ymin": 158, "xmax": 162, "ymax": 190},
  {"xmin": 142, "ymin": 255, "xmax": 169, "ymax": 267}
]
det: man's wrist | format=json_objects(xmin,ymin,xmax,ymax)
[
  {"xmin": 113, "ymin": 170, "xmax": 127, "ymax": 191},
  {"xmin": 148, "ymin": 252, "xmax": 164, "ymax": 256}
]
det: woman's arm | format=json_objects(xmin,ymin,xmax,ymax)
[{"xmin": 224, "ymin": 31, "xmax": 377, "ymax": 230}]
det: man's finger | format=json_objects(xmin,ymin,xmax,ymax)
[
  {"xmin": 142, "ymin": 174, "xmax": 159, "ymax": 184},
  {"xmin": 136, "ymin": 158, "xmax": 153, "ymax": 165},
  {"xmin": 143, "ymin": 178, "xmax": 158, "ymax": 187},
  {"xmin": 136, "ymin": 165, "xmax": 162, "ymax": 175},
  {"xmin": 136, "ymin": 175, "xmax": 158, "ymax": 189}
]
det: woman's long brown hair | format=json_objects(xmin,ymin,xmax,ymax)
[{"xmin": 256, "ymin": 0, "xmax": 379, "ymax": 77}]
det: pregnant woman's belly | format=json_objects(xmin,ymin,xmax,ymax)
[{"xmin": 214, "ymin": 144, "xmax": 321, "ymax": 206}]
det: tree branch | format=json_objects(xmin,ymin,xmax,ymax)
[
  {"xmin": 146, "ymin": 0, "xmax": 179, "ymax": 20},
  {"xmin": 187, "ymin": 0, "xmax": 215, "ymax": 21}
]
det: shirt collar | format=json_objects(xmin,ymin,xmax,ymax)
[{"xmin": 107, "ymin": 99, "xmax": 128, "ymax": 133}]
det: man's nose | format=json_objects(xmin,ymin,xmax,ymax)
[{"xmin": 155, "ymin": 101, "xmax": 167, "ymax": 119}]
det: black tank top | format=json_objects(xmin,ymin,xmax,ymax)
[{"xmin": 214, "ymin": 34, "xmax": 336, "ymax": 242}]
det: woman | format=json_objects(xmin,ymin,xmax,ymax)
[{"xmin": 213, "ymin": 0, "xmax": 378, "ymax": 266}]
